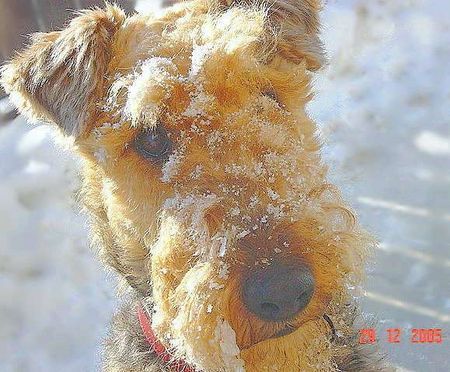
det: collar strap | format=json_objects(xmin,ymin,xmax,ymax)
[{"xmin": 137, "ymin": 305, "xmax": 196, "ymax": 372}]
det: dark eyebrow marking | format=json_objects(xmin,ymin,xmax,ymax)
[{"xmin": 262, "ymin": 89, "xmax": 283, "ymax": 107}]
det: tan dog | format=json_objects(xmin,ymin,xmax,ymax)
[{"xmin": 1, "ymin": 1, "xmax": 386, "ymax": 370}]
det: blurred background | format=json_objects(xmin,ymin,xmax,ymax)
[{"xmin": 0, "ymin": 0, "xmax": 449, "ymax": 371}]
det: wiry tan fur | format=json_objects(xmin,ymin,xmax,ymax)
[{"xmin": 1, "ymin": 1, "xmax": 389, "ymax": 371}]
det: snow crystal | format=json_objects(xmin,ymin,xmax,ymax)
[
  {"xmin": 229, "ymin": 207, "xmax": 240, "ymax": 217},
  {"xmin": 214, "ymin": 319, "xmax": 245, "ymax": 372},
  {"xmin": 94, "ymin": 148, "xmax": 108, "ymax": 163},
  {"xmin": 190, "ymin": 164, "xmax": 204, "ymax": 180},
  {"xmin": 161, "ymin": 150, "xmax": 183, "ymax": 183},
  {"xmin": 267, "ymin": 188, "xmax": 279, "ymax": 201},
  {"xmin": 92, "ymin": 122, "xmax": 122, "ymax": 140},
  {"xmin": 218, "ymin": 262, "xmax": 229, "ymax": 279},
  {"xmin": 266, "ymin": 203, "xmax": 285, "ymax": 219},
  {"xmin": 248, "ymin": 195, "xmax": 259, "ymax": 209},
  {"xmin": 99, "ymin": 122, "xmax": 112, "ymax": 129},
  {"xmin": 183, "ymin": 90, "xmax": 214, "ymax": 118},
  {"xmin": 206, "ymin": 130, "xmax": 223, "ymax": 150},
  {"xmin": 253, "ymin": 162, "xmax": 264, "ymax": 176},
  {"xmin": 241, "ymin": 215, "xmax": 252, "ymax": 223},
  {"xmin": 218, "ymin": 236, "xmax": 228, "ymax": 257},
  {"xmin": 190, "ymin": 43, "xmax": 214, "ymax": 77},
  {"xmin": 236, "ymin": 229, "xmax": 250, "ymax": 240},
  {"xmin": 209, "ymin": 282, "xmax": 225, "ymax": 290}
]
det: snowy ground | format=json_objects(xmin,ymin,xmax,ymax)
[
  {"xmin": 311, "ymin": 1, "xmax": 450, "ymax": 370},
  {"xmin": 0, "ymin": 0, "xmax": 449, "ymax": 371}
]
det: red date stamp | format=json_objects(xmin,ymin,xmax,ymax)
[
  {"xmin": 411, "ymin": 328, "xmax": 443, "ymax": 344},
  {"xmin": 387, "ymin": 328, "xmax": 401, "ymax": 343},
  {"xmin": 359, "ymin": 328, "xmax": 377, "ymax": 344},
  {"xmin": 359, "ymin": 328, "xmax": 443, "ymax": 344}
]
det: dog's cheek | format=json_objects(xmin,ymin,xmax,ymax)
[
  {"xmin": 151, "ymin": 216, "xmax": 193, "ymax": 312},
  {"xmin": 78, "ymin": 144, "xmax": 168, "ymax": 286}
]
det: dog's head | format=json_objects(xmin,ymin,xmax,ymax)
[{"xmin": 1, "ymin": 1, "xmax": 370, "ymax": 370}]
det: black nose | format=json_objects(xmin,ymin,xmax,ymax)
[{"xmin": 242, "ymin": 261, "xmax": 314, "ymax": 322}]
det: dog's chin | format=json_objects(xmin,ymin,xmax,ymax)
[
  {"xmin": 271, "ymin": 324, "xmax": 299, "ymax": 338},
  {"xmin": 241, "ymin": 323, "xmax": 302, "ymax": 351},
  {"xmin": 243, "ymin": 326, "xmax": 297, "ymax": 351},
  {"xmin": 238, "ymin": 319, "xmax": 333, "ymax": 371}
]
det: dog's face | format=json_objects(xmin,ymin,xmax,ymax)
[{"xmin": 1, "ymin": 1, "xmax": 370, "ymax": 370}]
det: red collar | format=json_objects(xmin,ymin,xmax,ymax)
[{"xmin": 137, "ymin": 305, "xmax": 196, "ymax": 372}]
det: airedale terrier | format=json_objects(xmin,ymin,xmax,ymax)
[{"xmin": 1, "ymin": 1, "xmax": 387, "ymax": 370}]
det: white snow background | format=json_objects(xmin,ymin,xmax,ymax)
[{"xmin": 1, "ymin": 0, "xmax": 449, "ymax": 371}]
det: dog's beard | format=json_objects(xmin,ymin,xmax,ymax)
[{"xmin": 150, "ymin": 204, "xmax": 246, "ymax": 371}]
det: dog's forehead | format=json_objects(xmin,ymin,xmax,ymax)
[
  {"xmin": 88, "ymin": 8, "xmax": 322, "ymax": 215},
  {"xmin": 100, "ymin": 7, "xmax": 313, "ymax": 134},
  {"xmin": 109, "ymin": 5, "xmax": 264, "ymax": 74},
  {"xmin": 107, "ymin": 50, "xmax": 294, "ymax": 133}
]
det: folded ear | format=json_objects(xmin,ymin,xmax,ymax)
[
  {"xmin": 0, "ymin": 5, "xmax": 125, "ymax": 137},
  {"xmin": 219, "ymin": 0, "xmax": 325, "ymax": 70}
]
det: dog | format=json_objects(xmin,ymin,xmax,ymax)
[{"xmin": 1, "ymin": 1, "xmax": 387, "ymax": 370}]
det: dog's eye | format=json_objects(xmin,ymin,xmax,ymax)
[{"xmin": 133, "ymin": 126, "xmax": 172, "ymax": 161}]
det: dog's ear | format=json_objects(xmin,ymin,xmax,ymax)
[
  {"xmin": 219, "ymin": 0, "xmax": 325, "ymax": 70},
  {"xmin": 0, "ymin": 5, "xmax": 125, "ymax": 138}
]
